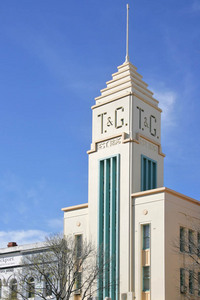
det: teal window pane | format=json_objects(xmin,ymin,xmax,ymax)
[
  {"xmin": 98, "ymin": 155, "xmax": 119, "ymax": 300},
  {"xmin": 143, "ymin": 266, "xmax": 150, "ymax": 291},
  {"xmin": 143, "ymin": 224, "xmax": 150, "ymax": 249},
  {"xmin": 141, "ymin": 155, "xmax": 157, "ymax": 191}
]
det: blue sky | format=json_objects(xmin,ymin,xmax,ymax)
[{"xmin": 0, "ymin": 0, "xmax": 199, "ymax": 247}]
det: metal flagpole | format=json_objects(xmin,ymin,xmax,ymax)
[{"xmin": 125, "ymin": 3, "xmax": 130, "ymax": 62}]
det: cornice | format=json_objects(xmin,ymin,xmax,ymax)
[
  {"xmin": 62, "ymin": 203, "xmax": 88, "ymax": 212},
  {"xmin": 131, "ymin": 187, "xmax": 200, "ymax": 206},
  {"xmin": 92, "ymin": 92, "xmax": 161, "ymax": 112},
  {"xmin": 87, "ymin": 132, "xmax": 165, "ymax": 157}
]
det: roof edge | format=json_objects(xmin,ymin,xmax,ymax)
[
  {"xmin": 131, "ymin": 187, "xmax": 199, "ymax": 205},
  {"xmin": 62, "ymin": 203, "xmax": 88, "ymax": 212}
]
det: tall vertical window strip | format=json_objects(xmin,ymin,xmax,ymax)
[
  {"xmin": 189, "ymin": 270, "xmax": 194, "ymax": 294},
  {"xmin": 143, "ymin": 224, "xmax": 150, "ymax": 249},
  {"xmin": 98, "ymin": 155, "xmax": 119, "ymax": 300},
  {"xmin": 180, "ymin": 227, "xmax": 185, "ymax": 252},
  {"xmin": 75, "ymin": 234, "xmax": 82, "ymax": 258},
  {"xmin": 180, "ymin": 269, "xmax": 186, "ymax": 294},
  {"xmin": 198, "ymin": 232, "xmax": 200, "ymax": 258},
  {"xmin": 198, "ymin": 272, "xmax": 200, "ymax": 296},
  {"xmin": 188, "ymin": 229, "xmax": 194, "ymax": 254},
  {"xmin": 141, "ymin": 155, "xmax": 157, "ymax": 191},
  {"xmin": 75, "ymin": 235, "xmax": 83, "ymax": 295},
  {"xmin": 143, "ymin": 266, "xmax": 150, "ymax": 291}
]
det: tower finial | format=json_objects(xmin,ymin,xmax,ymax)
[{"xmin": 125, "ymin": 3, "xmax": 130, "ymax": 63}]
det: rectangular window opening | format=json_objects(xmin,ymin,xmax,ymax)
[
  {"xmin": 180, "ymin": 227, "xmax": 186, "ymax": 253},
  {"xmin": 189, "ymin": 270, "xmax": 194, "ymax": 295},
  {"xmin": 198, "ymin": 272, "xmax": 200, "ymax": 296},
  {"xmin": 143, "ymin": 224, "xmax": 150, "ymax": 250},
  {"xmin": 141, "ymin": 155, "xmax": 157, "ymax": 191},
  {"xmin": 188, "ymin": 229, "xmax": 194, "ymax": 254},
  {"xmin": 75, "ymin": 234, "xmax": 83, "ymax": 258},
  {"xmin": 98, "ymin": 155, "xmax": 119, "ymax": 300},
  {"xmin": 143, "ymin": 266, "xmax": 150, "ymax": 291},
  {"xmin": 198, "ymin": 232, "xmax": 200, "ymax": 258},
  {"xmin": 180, "ymin": 268, "xmax": 186, "ymax": 294}
]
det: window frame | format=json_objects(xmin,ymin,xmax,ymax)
[
  {"xmin": 75, "ymin": 234, "xmax": 83, "ymax": 259},
  {"xmin": 197, "ymin": 232, "xmax": 200, "ymax": 258},
  {"xmin": 180, "ymin": 227, "xmax": 186, "ymax": 253},
  {"xmin": 27, "ymin": 277, "xmax": 35, "ymax": 299},
  {"xmin": 10, "ymin": 278, "xmax": 18, "ymax": 300},
  {"xmin": 198, "ymin": 272, "xmax": 200, "ymax": 297},
  {"xmin": 143, "ymin": 224, "xmax": 150, "ymax": 250},
  {"xmin": 180, "ymin": 268, "xmax": 186, "ymax": 294},
  {"xmin": 0, "ymin": 279, "xmax": 2, "ymax": 298},
  {"xmin": 189, "ymin": 270, "xmax": 194, "ymax": 295},
  {"xmin": 188, "ymin": 229, "xmax": 194, "ymax": 254},
  {"xmin": 143, "ymin": 266, "xmax": 150, "ymax": 292},
  {"xmin": 141, "ymin": 155, "xmax": 157, "ymax": 191},
  {"xmin": 44, "ymin": 274, "xmax": 52, "ymax": 297}
]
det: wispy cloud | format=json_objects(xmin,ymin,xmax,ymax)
[
  {"xmin": 153, "ymin": 89, "xmax": 177, "ymax": 128},
  {"xmin": 0, "ymin": 230, "xmax": 48, "ymax": 248}
]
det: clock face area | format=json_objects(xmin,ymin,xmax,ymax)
[{"xmin": 93, "ymin": 98, "xmax": 129, "ymax": 141}]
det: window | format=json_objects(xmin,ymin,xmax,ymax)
[
  {"xmin": 180, "ymin": 269, "xmax": 186, "ymax": 294},
  {"xmin": 45, "ymin": 274, "xmax": 52, "ymax": 297},
  {"xmin": 0, "ymin": 279, "xmax": 2, "ymax": 298},
  {"xmin": 180, "ymin": 227, "xmax": 186, "ymax": 252},
  {"xmin": 74, "ymin": 272, "xmax": 82, "ymax": 294},
  {"xmin": 198, "ymin": 272, "xmax": 200, "ymax": 297},
  {"xmin": 188, "ymin": 229, "xmax": 194, "ymax": 254},
  {"xmin": 10, "ymin": 279, "xmax": 17, "ymax": 299},
  {"xmin": 98, "ymin": 155, "xmax": 119, "ymax": 300},
  {"xmin": 143, "ymin": 224, "xmax": 150, "ymax": 250},
  {"xmin": 75, "ymin": 235, "xmax": 82, "ymax": 258},
  {"xmin": 27, "ymin": 277, "xmax": 34, "ymax": 298},
  {"xmin": 189, "ymin": 270, "xmax": 194, "ymax": 294},
  {"xmin": 143, "ymin": 266, "xmax": 150, "ymax": 291},
  {"xmin": 141, "ymin": 155, "xmax": 157, "ymax": 191},
  {"xmin": 198, "ymin": 232, "xmax": 200, "ymax": 258}
]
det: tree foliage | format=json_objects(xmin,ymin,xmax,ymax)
[{"xmin": 5, "ymin": 234, "xmax": 109, "ymax": 300}]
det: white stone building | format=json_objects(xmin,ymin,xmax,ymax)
[
  {"xmin": 0, "ymin": 242, "xmax": 54, "ymax": 299},
  {"xmin": 62, "ymin": 58, "xmax": 200, "ymax": 300}
]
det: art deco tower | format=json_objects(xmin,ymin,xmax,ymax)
[{"xmin": 87, "ymin": 5, "xmax": 165, "ymax": 299}]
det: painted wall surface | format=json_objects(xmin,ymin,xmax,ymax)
[
  {"xmin": 63, "ymin": 207, "xmax": 88, "ymax": 238},
  {"xmin": 133, "ymin": 192, "xmax": 165, "ymax": 300},
  {"xmin": 164, "ymin": 193, "xmax": 200, "ymax": 300}
]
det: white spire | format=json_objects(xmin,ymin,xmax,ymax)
[{"xmin": 125, "ymin": 4, "xmax": 130, "ymax": 63}]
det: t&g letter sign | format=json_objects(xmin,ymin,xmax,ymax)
[{"xmin": 98, "ymin": 106, "xmax": 128, "ymax": 134}]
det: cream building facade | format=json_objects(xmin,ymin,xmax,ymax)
[{"xmin": 62, "ymin": 60, "xmax": 200, "ymax": 300}]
